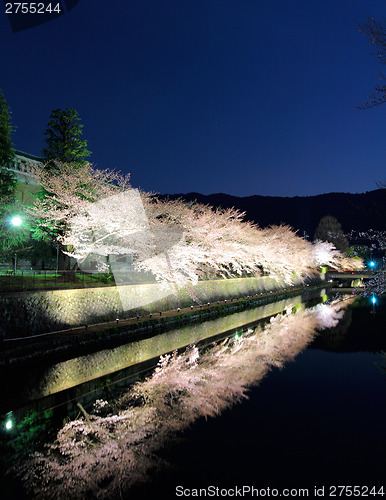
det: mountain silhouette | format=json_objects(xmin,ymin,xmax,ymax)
[{"xmin": 158, "ymin": 190, "xmax": 386, "ymax": 237}]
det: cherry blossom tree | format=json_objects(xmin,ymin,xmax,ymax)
[
  {"xmin": 28, "ymin": 167, "xmax": 361, "ymax": 287},
  {"xmin": 141, "ymin": 198, "xmax": 362, "ymax": 284},
  {"xmin": 27, "ymin": 162, "xmax": 131, "ymax": 237},
  {"xmin": 26, "ymin": 161, "xmax": 131, "ymax": 272},
  {"xmin": 312, "ymin": 240, "xmax": 364, "ymax": 271},
  {"xmin": 73, "ymin": 194, "xmax": 324, "ymax": 285}
]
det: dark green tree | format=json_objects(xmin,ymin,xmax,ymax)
[
  {"xmin": 314, "ymin": 215, "xmax": 349, "ymax": 253},
  {"xmin": 0, "ymin": 88, "xmax": 17, "ymax": 198},
  {"xmin": 0, "ymin": 202, "xmax": 30, "ymax": 261},
  {"xmin": 42, "ymin": 108, "xmax": 91, "ymax": 169},
  {"xmin": 0, "ymin": 202, "xmax": 56, "ymax": 270},
  {"xmin": 41, "ymin": 108, "xmax": 91, "ymax": 275}
]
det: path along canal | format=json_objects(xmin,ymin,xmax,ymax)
[{"xmin": 0, "ymin": 288, "xmax": 385, "ymax": 499}]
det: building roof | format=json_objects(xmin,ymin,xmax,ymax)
[{"xmin": 14, "ymin": 149, "xmax": 44, "ymax": 162}]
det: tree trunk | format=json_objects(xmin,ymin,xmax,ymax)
[{"xmin": 58, "ymin": 244, "xmax": 77, "ymax": 282}]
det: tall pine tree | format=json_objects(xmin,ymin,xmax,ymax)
[
  {"xmin": 42, "ymin": 108, "xmax": 91, "ymax": 169},
  {"xmin": 0, "ymin": 88, "xmax": 17, "ymax": 198},
  {"xmin": 42, "ymin": 108, "xmax": 91, "ymax": 274}
]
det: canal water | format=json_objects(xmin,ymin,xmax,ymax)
[
  {"xmin": 0, "ymin": 288, "xmax": 325, "ymax": 415},
  {"xmin": 1, "ymin": 292, "xmax": 385, "ymax": 499},
  {"xmin": 132, "ymin": 295, "xmax": 385, "ymax": 499}
]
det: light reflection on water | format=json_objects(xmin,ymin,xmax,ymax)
[
  {"xmin": 20, "ymin": 290, "xmax": 326, "ymax": 402},
  {"xmin": 10, "ymin": 297, "xmax": 360, "ymax": 499},
  {"xmin": 145, "ymin": 299, "xmax": 386, "ymax": 496}
]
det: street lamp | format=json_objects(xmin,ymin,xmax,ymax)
[
  {"xmin": 4, "ymin": 411, "xmax": 13, "ymax": 431},
  {"xmin": 11, "ymin": 216, "xmax": 22, "ymax": 227},
  {"xmin": 11, "ymin": 216, "xmax": 22, "ymax": 274}
]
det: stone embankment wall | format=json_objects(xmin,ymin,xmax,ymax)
[
  {"xmin": 0, "ymin": 275, "xmax": 305, "ymax": 339},
  {"xmin": 32, "ymin": 293, "xmax": 314, "ymax": 399}
]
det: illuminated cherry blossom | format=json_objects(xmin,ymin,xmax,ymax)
[{"xmin": 27, "ymin": 163, "xmax": 362, "ymax": 287}]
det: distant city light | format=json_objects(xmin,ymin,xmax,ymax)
[{"xmin": 11, "ymin": 216, "xmax": 22, "ymax": 226}]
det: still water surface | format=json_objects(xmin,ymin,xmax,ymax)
[
  {"xmin": 130, "ymin": 296, "xmax": 385, "ymax": 498},
  {"xmin": 1, "ymin": 294, "xmax": 385, "ymax": 498}
]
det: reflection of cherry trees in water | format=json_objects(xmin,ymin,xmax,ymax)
[
  {"xmin": 313, "ymin": 308, "xmax": 353, "ymax": 350},
  {"xmin": 16, "ymin": 300, "xmax": 352, "ymax": 499}
]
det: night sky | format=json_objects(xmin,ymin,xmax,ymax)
[{"xmin": 1, "ymin": 0, "xmax": 385, "ymax": 198}]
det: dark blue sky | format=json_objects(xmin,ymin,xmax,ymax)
[{"xmin": 1, "ymin": 0, "xmax": 385, "ymax": 197}]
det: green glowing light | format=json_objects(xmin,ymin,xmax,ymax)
[
  {"xmin": 5, "ymin": 420, "xmax": 13, "ymax": 430},
  {"xmin": 11, "ymin": 216, "xmax": 22, "ymax": 226},
  {"xmin": 293, "ymin": 303, "xmax": 303, "ymax": 313}
]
